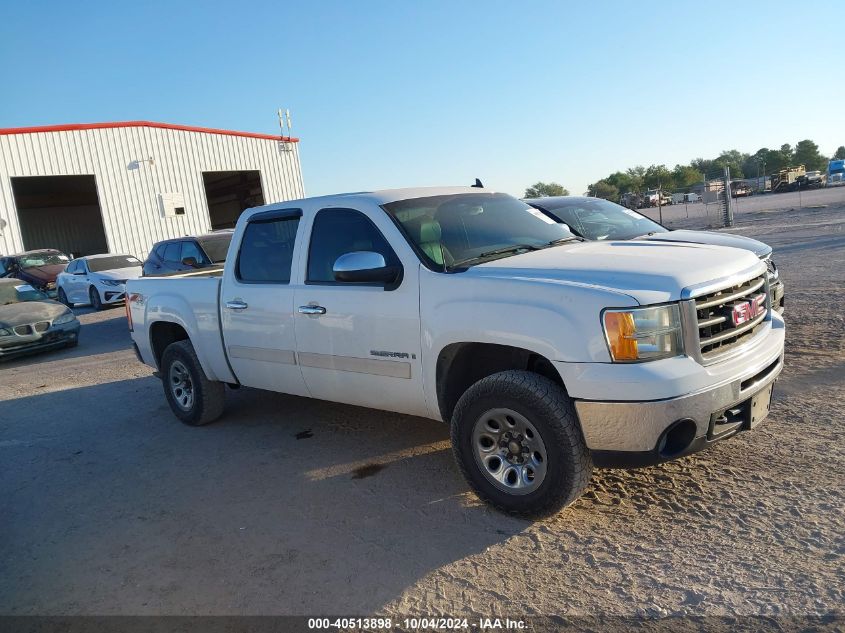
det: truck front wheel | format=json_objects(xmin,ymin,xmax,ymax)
[
  {"xmin": 451, "ymin": 370, "xmax": 592, "ymax": 517},
  {"xmin": 160, "ymin": 340, "xmax": 225, "ymax": 426}
]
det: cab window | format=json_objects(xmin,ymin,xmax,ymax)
[
  {"xmin": 306, "ymin": 208, "xmax": 397, "ymax": 284},
  {"xmin": 163, "ymin": 242, "xmax": 182, "ymax": 263},
  {"xmin": 180, "ymin": 241, "xmax": 207, "ymax": 265},
  {"xmin": 236, "ymin": 214, "xmax": 300, "ymax": 283}
]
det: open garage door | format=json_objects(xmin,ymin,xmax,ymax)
[
  {"xmin": 11, "ymin": 175, "xmax": 109, "ymax": 257},
  {"xmin": 202, "ymin": 170, "xmax": 265, "ymax": 230}
]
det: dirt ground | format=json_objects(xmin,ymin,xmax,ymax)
[{"xmin": 1, "ymin": 200, "xmax": 843, "ymax": 622}]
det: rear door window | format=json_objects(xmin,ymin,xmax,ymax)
[{"xmin": 236, "ymin": 214, "xmax": 301, "ymax": 283}]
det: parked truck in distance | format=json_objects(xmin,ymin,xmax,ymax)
[
  {"xmin": 771, "ymin": 165, "xmax": 806, "ymax": 193},
  {"xmin": 126, "ymin": 187, "xmax": 785, "ymax": 516},
  {"xmin": 827, "ymin": 159, "xmax": 845, "ymax": 187}
]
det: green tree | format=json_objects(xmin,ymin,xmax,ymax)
[
  {"xmin": 524, "ymin": 181, "xmax": 569, "ymax": 198},
  {"xmin": 623, "ymin": 166, "xmax": 646, "ymax": 192},
  {"xmin": 643, "ymin": 164, "xmax": 673, "ymax": 191},
  {"xmin": 672, "ymin": 164, "xmax": 704, "ymax": 189},
  {"xmin": 690, "ymin": 158, "xmax": 719, "ymax": 178},
  {"xmin": 714, "ymin": 150, "xmax": 748, "ymax": 179},
  {"xmin": 588, "ymin": 179, "xmax": 619, "ymax": 201},
  {"xmin": 834, "ymin": 146, "xmax": 845, "ymax": 160},
  {"xmin": 793, "ymin": 139, "xmax": 828, "ymax": 171}
]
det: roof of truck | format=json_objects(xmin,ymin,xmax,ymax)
[{"xmin": 248, "ymin": 186, "xmax": 497, "ymax": 213}]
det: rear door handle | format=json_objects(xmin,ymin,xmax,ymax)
[
  {"xmin": 226, "ymin": 300, "xmax": 248, "ymax": 310},
  {"xmin": 298, "ymin": 305, "xmax": 326, "ymax": 315}
]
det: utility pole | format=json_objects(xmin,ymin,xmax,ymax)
[
  {"xmin": 657, "ymin": 181, "xmax": 663, "ymax": 225},
  {"xmin": 724, "ymin": 166, "xmax": 734, "ymax": 227}
]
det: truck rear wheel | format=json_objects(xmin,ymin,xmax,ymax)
[
  {"xmin": 160, "ymin": 340, "xmax": 225, "ymax": 426},
  {"xmin": 451, "ymin": 370, "xmax": 592, "ymax": 517}
]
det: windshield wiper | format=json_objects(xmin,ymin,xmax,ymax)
[
  {"xmin": 450, "ymin": 244, "xmax": 542, "ymax": 269},
  {"xmin": 545, "ymin": 236, "xmax": 582, "ymax": 246}
]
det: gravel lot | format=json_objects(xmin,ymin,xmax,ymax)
[{"xmin": 1, "ymin": 197, "xmax": 843, "ymax": 621}]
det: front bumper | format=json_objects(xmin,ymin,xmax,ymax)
[
  {"xmin": 0, "ymin": 321, "xmax": 80, "ymax": 359},
  {"xmin": 101, "ymin": 289, "xmax": 126, "ymax": 304},
  {"xmin": 556, "ymin": 314, "xmax": 785, "ymax": 466}
]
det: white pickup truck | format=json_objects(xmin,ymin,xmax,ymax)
[{"xmin": 127, "ymin": 187, "xmax": 785, "ymax": 516}]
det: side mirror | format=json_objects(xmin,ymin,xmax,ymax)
[
  {"xmin": 181, "ymin": 256, "xmax": 199, "ymax": 268},
  {"xmin": 333, "ymin": 251, "xmax": 401, "ymax": 286}
]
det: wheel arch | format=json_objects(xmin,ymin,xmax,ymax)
[
  {"xmin": 149, "ymin": 320, "xmax": 190, "ymax": 371},
  {"xmin": 435, "ymin": 342, "xmax": 566, "ymax": 423}
]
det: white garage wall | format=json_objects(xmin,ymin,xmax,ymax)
[{"xmin": 0, "ymin": 122, "xmax": 304, "ymax": 258}]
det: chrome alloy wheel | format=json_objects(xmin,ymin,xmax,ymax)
[
  {"xmin": 169, "ymin": 360, "xmax": 194, "ymax": 411},
  {"xmin": 471, "ymin": 408, "xmax": 548, "ymax": 495}
]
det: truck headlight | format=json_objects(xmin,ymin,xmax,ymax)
[
  {"xmin": 52, "ymin": 312, "xmax": 77, "ymax": 326},
  {"xmin": 0, "ymin": 327, "xmax": 12, "ymax": 337},
  {"xmin": 602, "ymin": 304, "xmax": 683, "ymax": 362}
]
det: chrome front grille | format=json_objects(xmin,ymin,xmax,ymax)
[
  {"xmin": 694, "ymin": 274, "xmax": 769, "ymax": 360},
  {"xmin": 11, "ymin": 321, "xmax": 51, "ymax": 336}
]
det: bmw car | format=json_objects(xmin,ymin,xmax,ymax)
[
  {"xmin": 526, "ymin": 196, "xmax": 785, "ymax": 314},
  {"xmin": 56, "ymin": 254, "xmax": 143, "ymax": 310},
  {"xmin": 0, "ymin": 278, "xmax": 80, "ymax": 360}
]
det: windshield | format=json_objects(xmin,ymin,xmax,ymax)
[
  {"xmin": 18, "ymin": 251, "xmax": 70, "ymax": 268},
  {"xmin": 87, "ymin": 255, "xmax": 142, "ymax": 272},
  {"xmin": 0, "ymin": 283, "xmax": 48, "ymax": 305},
  {"xmin": 539, "ymin": 198, "xmax": 667, "ymax": 241},
  {"xmin": 383, "ymin": 192, "xmax": 576, "ymax": 270},
  {"xmin": 198, "ymin": 236, "xmax": 232, "ymax": 263}
]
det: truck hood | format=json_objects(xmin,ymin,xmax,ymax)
[
  {"xmin": 635, "ymin": 230, "xmax": 772, "ymax": 258},
  {"xmin": 94, "ymin": 266, "xmax": 143, "ymax": 282},
  {"xmin": 468, "ymin": 240, "xmax": 764, "ymax": 305},
  {"xmin": 0, "ymin": 300, "xmax": 70, "ymax": 327}
]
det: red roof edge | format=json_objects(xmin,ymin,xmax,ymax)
[{"xmin": 0, "ymin": 120, "xmax": 299, "ymax": 142}]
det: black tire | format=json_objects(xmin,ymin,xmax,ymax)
[
  {"xmin": 160, "ymin": 340, "xmax": 225, "ymax": 426},
  {"xmin": 451, "ymin": 370, "xmax": 592, "ymax": 517},
  {"xmin": 57, "ymin": 288, "xmax": 71, "ymax": 307},
  {"xmin": 89, "ymin": 286, "xmax": 103, "ymax": 311}
]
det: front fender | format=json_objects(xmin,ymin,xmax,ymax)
[{"xmin": 419, "ymin": 269, "xmax": 639, "ymax": 419}]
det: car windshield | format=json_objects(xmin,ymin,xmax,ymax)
[
  {"xmin": 87, "ymin": 255, "xmax": 142, "ymax": 272},
  {"xmin": 540, "ymin": 198, "xmax": 668, "ymax": 241},
  {"xmin": 382, "ymin": 192, "xmax": 577, "ymax": 270},
  {"xmin": 0, "ymin": 283, "xmax": 48, "ymax": 305},
  {"xmin": 18, "ymin": 252, "xmax": 70, "ymax": 268},
  {"xmin": 198, "ymin": 236, "xmax": 232, "ymax": 263}
]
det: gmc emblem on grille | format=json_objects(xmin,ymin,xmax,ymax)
[{"xmin": 729, "ymin": 293, "xmax": 766, "ymax": 327}]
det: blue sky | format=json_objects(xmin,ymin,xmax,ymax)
[{"xmin": 1, "ymin": 1, "xmax": 842, "ymax": 197}]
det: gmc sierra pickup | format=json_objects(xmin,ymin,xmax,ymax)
[{"xmin": 127, "ymin": 187, "xmax": 785, "ymax": 516}]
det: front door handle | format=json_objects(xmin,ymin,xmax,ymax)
[
  {"xmin": 226, "ymin": 300, "xmax": 249, "ymax": 310},
  {"xmin": 298, "ymin": 305, "xmax": 326, "ymax": 315}
]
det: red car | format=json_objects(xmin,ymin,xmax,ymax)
[{"xmin": 0, "ymin": 249, "xmax": 71, "ymax": 298}]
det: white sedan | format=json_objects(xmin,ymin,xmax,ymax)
[{"xmin": 56, "ymin": 254, "xmax": 143, "ymax": 310}]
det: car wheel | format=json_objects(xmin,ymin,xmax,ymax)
[
  {"xmin": 451, "ymin": 370, "xmax": 592, "ymax": 517},
  {"xmin": 89, "ymin": 286, "xmax": 103, "ymax": 311},
  {"xmin": 57, "ymin": 288, "xmax": 71, "ymax": 307},
  {"xmin": 160, "ymin": 340, "xmax": 225, "ymax": 426}
]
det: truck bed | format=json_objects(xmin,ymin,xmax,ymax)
[{"xmin": 126, "ymin": 272, "xmax": 235, "ymax": 384}]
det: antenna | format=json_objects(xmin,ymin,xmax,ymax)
[{"xmin": 277, "ymin": 108, "xmax": 293, "ymax": 152}]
